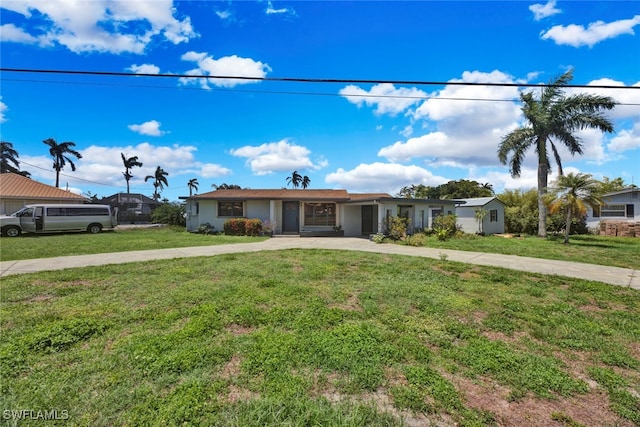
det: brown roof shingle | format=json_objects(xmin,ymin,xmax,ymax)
[{"xmin": 0, "ymin": 173, "xmax": 87, "ymax": 200}]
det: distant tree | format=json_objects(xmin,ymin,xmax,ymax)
[
  {"xmin": 188, "ymin": 178, "xmax": 199, "ymax": 196},
  {"xmin": 121, "ymin": 153, "xmax": 143, "ymax": 193},
  {"xmin": 145, "ymin": 166, "xmax": 169, "ymax": 201},
  {"xmin": 498, "ymin": 69, "xmax": 616, "ymax": 237},
  {"xmin": 1, "ymin": 141, "xmax": 30, "ymax": 176},
  {"xmin": 301, "ymin": 175, "xmax": 311, "ymax": 189},
  {"xmin": 151, "ymin": 202, "xmax": 186, "ymax": 226},
  {"xmin": 43, "ymin": 138, "xmax": 83, "ymax": 187},
  {"xmin": 286, "ymin": 170, "xmax": 303, "ymax": 188},
  {"xmin": 548, "ymin": 173, "xmax": 603, "ymax": 244},
  {"xmin": 398, "ymin": 180, "xmax": 493, "ymax": 199},
  {"xmin": 397, "ymin": 184, "xmax": 439, "ymax": 199},
  {"xmin": 596, "ymin": 177, "xmax": 628, "ymax": 194},
  {"xmin": 212, "ymin": 183, "xmax": 242, "ymax": 189},
  {"xmin": 498, "ymin": 189, "xmax": 540, "ymax": 234}
]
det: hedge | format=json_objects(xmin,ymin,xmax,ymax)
[{"xmin": 223, "ymin": 218, "xmax": 263, "ymax": 236}]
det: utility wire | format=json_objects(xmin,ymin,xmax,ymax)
[{"xmin": 1, "ymin": 67, "xmax": 638, "ymax": 90}]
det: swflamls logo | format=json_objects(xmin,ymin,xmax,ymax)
[{"xmin": 2, "ymin": 409, "xmax": 69, "ymax": 420}]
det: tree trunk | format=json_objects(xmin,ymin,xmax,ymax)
[
  {"xmin": 564, "ymin": 206, "xmax": 572, "ymax": 244},
  {"xmin": 537, "ymin": 161, "xmax": 548, "ymax": 238}
]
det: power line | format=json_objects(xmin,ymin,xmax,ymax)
[
  {"xmin": 1, "ymin": 67, "xmax": 638, "ymax": 90},
  {"xmin": 3, "ymin": 75, "xmax": 639, "ymax": 106}
]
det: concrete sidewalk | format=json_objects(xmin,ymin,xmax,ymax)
[{"xmin": 1, "ymin": 237, "xmax": 638, "ymax": 289}]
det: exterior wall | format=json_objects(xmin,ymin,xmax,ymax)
[
  {"xmin": 246, "ymin": 200, "xmax": 270, "ymax": 223},
  {"xmin": 341, "ymin": 205, "xmax": 361, "ymax": 237},
  {"xmin": 586, "ymin": 191, "xmax": 640, "ymax": 228},
  {"xmin": 457, "ymin": 200, "xmax": 505, "ymax": 235}
]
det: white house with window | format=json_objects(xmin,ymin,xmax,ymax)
[
  {"xmin": 183, "ymin": 189, "xmax": 459, "ymax": 237},
  {"xmin": 455, "ymin": 197, "xmax": 505, "ymax": 235},
  {"xmin": 586, "ymin": 187, "xmax": 640, "ymax": 228}
]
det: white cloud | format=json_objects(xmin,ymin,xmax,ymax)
[
  {"xmin": 230, "ymin": 139, "xmax": 327, "ymax": 175},
  {"xmin": 0, "ymin": 0, "xmax": 197, "ymax": 54},
  {"xmin": 127, "ymin": 64, "xmax": 161, "ymax": 75},
  {"xmin": 339, "ymin": 83, "xmax": 426, "ymax": 116},
  {"xmin": 325, "ymin": 162, "xmax": 448, "ymax": 194},
  {"xmin": 180, "ymin": 51, "xmax": 271, "ymax": 89},
  {"xmin": 216, "ymin": 10, "xmax": 232, "ymax": 20},
  {"xmin": 266, "ymin": 1, "xmax": 295, "ymax": 16},
  {"xmin": 540, "ymin": 15, "xmax": 640, "ymax": 47},
  {"xmin": 608, "ymin": 120, "xmax": 640, "ymax": 152},
  {"xmin": 0, "ymin": 23, "xmax": 38, "ymax": 43},
  {"xmin": 0, "ymin": 97, "xmax": 7, "ymax": 123},
  {"xmin": 128, "ymin": 120, "xmax": 166, "ymax": 137},
  {"xmin": 377, "ymin": 70, "xmax": 522, "ymax": 167},
  {"xmin": 529, "ymin": 1, "xmax": 561, "ymax": 21}
]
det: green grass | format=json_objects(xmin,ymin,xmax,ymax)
[
  {"xmin": 0, "ymin": 226, "xmax": 268, "ymax": 261},
  {"xmin": 1, "ymin": 250, "xmax": 639, "ymax": 426},
  {"xmin": 400, "ymin": 233, "xmax": 639, "ymax": 269}
]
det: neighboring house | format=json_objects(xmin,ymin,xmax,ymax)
[
  {"xmin": 100, "ymin": 193, "xmax": 162, "ymax": 223},
  {"xmin": 184, "ymin": 189, "xmax": 458, "ymax": 237},
  {"xmin": 0, "ymin": 173, "xmax": 87, "ymax": 215},
  {"xmin": 455, "ymin": 197, "xmax": 505, "ymax": 235},
  {"xmin": 586, "ymin": 187, "xmax": 640, "ymax": 229}
]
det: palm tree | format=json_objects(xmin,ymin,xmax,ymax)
[
  {"xmin": 43, "ymin": 138, "xmax": 83, "ymax": 187},
  {"xmin": 498, "ymin": 69, "xmax": 616, "ymax": 237},
  {"xmin": 145, "ymin": 166, "xmax": 169, "ymax": 201},
  {"xmin": 286, "ymin": 170, "xmax": 302, "ymax": 188},
  {"xmin": 548, "ymin": 172, "xmax": 603, "ymax": 244},
  {"xmin": 1, "ymin": 141, "xmax": 30, "ymax": 176},
  {"xmin": 121, "ymin": 153, "xmax": 143, "ymax": 193},
  {"xmin": 212, "ymin": 183, "xmax": 242, "ymax": 189},
  {"xmin": 301, "ymin": 175, "xmax": 311, "ymax": 189},
  {"xmin": 188, "ymin": 178, "xmax": 199, "ymax": 196}
]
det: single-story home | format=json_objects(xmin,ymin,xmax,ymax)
[
  {"xmin": 586, "ymin": 187, "xmax": 640, "ymax": 228},
  {"xmin": 183, "ymin": 189, "xmax": 459, "ymax": 237},
  {"xmin": 0, "ymin": 172, "xmax": 88, "ymax": 215},
  {"xmin": 100, "ymin": 192, "xmax": 162, "ymax": 223},
  {"xmin": 455, "ymin": 197, "xmax": 506, "ymax": 235},
  {"xmin": 586, "ymin": 187, "xmax": 640, "ymax": 237}
]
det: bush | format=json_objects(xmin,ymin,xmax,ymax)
[
  {"xmin": 385, "ymin": 215, "xmax": 410, "ymax": 240},
  {"xmin": 197, "ymin": 223, "xmax": 214, "ymax": 235},
  {"xmin": 150, "ymin": 202, "xmax": 186, "ymax": 226},
  {"xmin": 405, "ymin": 233, "xmax": 426, "ymax": 246},
  {"xmin": 432, "ymin": 214, "xmax": 460, "ymax": 240},
  {"xmin": 223, "ymin": 218, "xmax": 263, "ymax": 236}
]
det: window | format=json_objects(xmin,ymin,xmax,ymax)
[
  {"xmin": 601, "ymin": 204, "xmax": 626, "ymax": 217},
  {"xmin": 592, "ymin": 205, "xmax": 600, "ymax": 217},
  {"xmin": 627, "ymin": 204, "xmax": 635, "ymax": 218},
  {"xmin": 490, "ymin": 209, "xmax": 498, "ymax": 222},
  {"xmin": 304, "ymin": 203, "xmax": 336, "ymax": 226},
  {"xmin": 218, "ymin": 201, "xmax": 243, "ymax": 217}
]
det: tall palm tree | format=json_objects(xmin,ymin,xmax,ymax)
[
  {"xmin": 188, "ymin": 178, "xmax": 199, "ymax": 196},
  {"xmin": 43, "ymin": 138, "xmax": 83, "ymax": 187},
  {"xmin": 286, "ymin": 170, "xmax": 302, "ymax": 188},
  {"xmin": 121, "ymin": 153, "xmax": 143, "ymax": 193},
  {"xmin": 145, "ymin": 166, "xmax": 169, "ymax": 201},
  {"xmin": 1, "ymin": 141, "xmax": 30, "ymax": 176},
  {"xmin": 548, "ymin": 172, "xmax": 603, "ymax": 244},
  {"xmin": 301, "ymin": 175, "xmax": 311, "ymax": 189},
  {"xmin": 498, "ymin": 69, "xmax": 616, "ymax": 237}
]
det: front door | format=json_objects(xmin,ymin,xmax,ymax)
[
  {"xmin": 282, "ymin": 201, "xmax": 299, "ymax": 233},
  {"xmin": 361, "ymin": 205, "xmax": 376, "ymax": 235}
]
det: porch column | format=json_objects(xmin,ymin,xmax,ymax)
[{"xmin": 269, "ymin": 200, "xmax": 276, "ymax": 231}]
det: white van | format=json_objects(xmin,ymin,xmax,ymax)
[{"xmin": 0, "ymin": 204, "xmax": 118, "ymax": 237}]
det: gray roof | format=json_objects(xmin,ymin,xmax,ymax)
[{"xmin": 455, "ymin": 197, "xmax": 502, "ymax": 207}]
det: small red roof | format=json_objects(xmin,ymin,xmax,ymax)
[{"xmin": 0, "ymin": 173, "xmax": 87, "ymax": 200}]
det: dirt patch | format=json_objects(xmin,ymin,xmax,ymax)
[
  {"xmin": 452, "ymin": 374, "xmax": 633, "ymax": 426},
  {"xmin": 225, "ymin": 324, "xmax": 256, "ymax": 335},
  {"xmin": 328, "ymin": 290, "xmax": 363, "ymax": 312},
  {"xmin": 27, "ymin": 294, "xmax": 54, "ymax": 303}
]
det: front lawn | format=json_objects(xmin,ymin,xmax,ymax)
[
  {"xmin": 1, "ymin": 250, "xmax": 638, "ymax": 426},
  {"xmin": 0, "ymin": 226, "xmax": 268, "ymax": 261}
]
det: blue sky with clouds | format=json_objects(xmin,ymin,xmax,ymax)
[{"xmin": 1, "ymin": 0, "xmax": 639, "ymax": 201}]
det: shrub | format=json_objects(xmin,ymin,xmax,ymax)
[
  {"xmin": 197, "ymin": 223, "xmax": 214, "ymax": 235},
  {"xmin": 405, "ymin": 232, "xmax": 426, "ymax": 246},
  {"xmin": 223, "ymin": 218, "xmax": 263, "ymax": 236},
  {"xmin": 432, "ymin": 214, "xmax": 459, "ymax": 240},
  {"xmin": 385, "ymin": 215, "xmax": 410, "ymax": 240},
  {"xmin": 151, "ymin": 202, "xmax": 186, "ymax": 226}
]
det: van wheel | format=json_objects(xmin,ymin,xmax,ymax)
[
  {"xmin": 3, "ymin": 226, "xmax": 21, "ymax": 237},
  {"xmin": 88, "ymin": 224, "xmax": 103, "ymax": 234}
]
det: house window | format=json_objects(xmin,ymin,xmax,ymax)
[
  {"xmin": 592, "ymin": 205, "xmax": 600, "ymax": 217},
  {"xmin": 628, "ymin": 204, "xmax": 635, "ymax": 218},
  {"xmin": 218, "ymin": 201, "xmax": 243, "ymax": 217},
  {"xmin": 304, "ymin": 202, "xmax": 336, "ymax": 226},
  {"xmin": 490, "ymin": 209, "xmax": 498, "ymax": 222},
  {"xmin": 601, "ymin": 204, "xmax": 626, "ymax": 217},
  {"xmin": 195, "ymin": 202, "xmax": 199, "ymax": 215}
]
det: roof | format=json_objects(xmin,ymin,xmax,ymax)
[
  {"xmin": 188, "ymin": 189, "xmax": 458, "ymax": 204},
  {"xmin": 454, "ymin": 197, "xmax": 504, "ymax": 207},
  {"xmin": 0, "ymin": 173, "xmax": 87, "ymax": 201},
  {"xmin": 602, "ymin": 187, "xmax": 639, "ymax": 197},
  {"xmin": 191, "ymin": 189, "xmax": 352, "ymax": 201},
  {"xmin": 101, "ymin": 193, "xmax": 161, "ymax": 205}
]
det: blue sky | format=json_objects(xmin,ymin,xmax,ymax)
[{"xmin": 1, "ymin": 0, "xmax": 639, "ymax": 201}]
